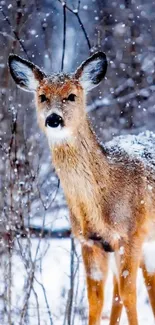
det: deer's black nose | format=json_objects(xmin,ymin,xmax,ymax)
[{"xmin": 45, "ymin": 113, "xmax": 64, "ymax": 128}]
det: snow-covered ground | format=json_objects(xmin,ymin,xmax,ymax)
[{"xmin": 5, "ymin": 236, "xmax": 155, "ymax": 325}]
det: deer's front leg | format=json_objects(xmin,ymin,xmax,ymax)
[
  {"xmin": 82, "ymin": 244, "xmax": 109, "ymax": 325},
  {"xmin": 116, "ymin": 238, "xmax": 143, "ymax": 325}
]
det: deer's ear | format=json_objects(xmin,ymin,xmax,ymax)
[
  {"xmin": 75, "ymin": 52, "xmax": 107, "ymax": 91},
  {"xmin": 8, "ymin": 54, "xmax": 45, "ymax": 92}
]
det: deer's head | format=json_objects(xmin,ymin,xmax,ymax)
[{"xmin": 8, "ymin": 52, "xmax": 107, "ymax": 145}]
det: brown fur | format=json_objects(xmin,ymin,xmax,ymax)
[
  {"xmin": 36, "ymin": 80, "xmax": 155, "ymax": 325},
  {"xmin": 9, "ymin": 53, "xmax": 155, "ymax": 325}
]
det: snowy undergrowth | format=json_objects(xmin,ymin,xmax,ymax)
[{"xmin": 2, "ymin": 237, "xmax": 154, "ymax": 325}]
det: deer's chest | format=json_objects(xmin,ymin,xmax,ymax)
[
  {"xmin": 65, "ymin": 177, "xmax": 100, "ymax": 223},
  {"xmin": 59, "ymin": 168, "xmax": 102, "ymax": 232}
]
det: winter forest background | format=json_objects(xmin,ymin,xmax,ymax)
[{"xmin": 0, "ymin": 0, "xmax": 155, "ymax": 324}]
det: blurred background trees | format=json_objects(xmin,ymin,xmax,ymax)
[{"xmin": 0, "ymin": 0, "xmax": 155, "ymax": 324}]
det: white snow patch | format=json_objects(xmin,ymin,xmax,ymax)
[
  {"xmin": 122, "ymin": 270, "xmax": 129, "ymax": 278},
  {"xmin": 119, "ymin": 246, "xmax": 124, "ymax": 255},
  {"xmin": 148, "ymin": 184, "xmax": 153, "ymax": 191},
  {"xmin": 142, "ymin": 241, "xmax": 155, "ymax": 273},
  {"xmin": 109, "ymin": 253, "xmax": 118, "ymax": 276},
  {"xmin": 6, "ymin": 238, "xmax": 155, "ymax": 325},
  {"xmin": 105, "ymin": 131, "xmax": 155, "ymax": 169}
]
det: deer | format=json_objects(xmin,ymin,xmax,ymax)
[{"xmin": 8, "ymin": 51, "xmax": 155, "ymax": 325}]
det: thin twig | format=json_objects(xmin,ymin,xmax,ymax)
[
  {"xmin": 20, "ymin": 270, "xmax": 35, "ymax": 323},
  {"xmin": 75, "ymin": 13, "xmax": 91, "ymax": 50},
  {"xmin": 87, "ymin": 84, "xmax": 155, "ymax": 113},
  {"xmin": 63, "ymin": 238, "xmax": 75, "ymax": 325},
  {"xmin": 57, "ymin": 0, "xmax": 91, "ymax": 50},
  {"xmin": 35, "ymin": 277, "xmax": 53, "ymax": 325},
  {"xmin": 32, "ymin": 287, "xmax": 41, "ymax": 325},
  {"xmin": 61, "ymin": 2, "xmax": 66, "ymax": 71},
  {"xmin": 77, "ymin": 0, "xmax": 81, "ymax": 12},
  {"xmin": 0, "ymin": 31, "xmax": 15, "ymax": 40},
  {"xmin": 8, "ymin": 247, "xmax": 12, "ymax": 325},
  {"xmin": 67, "ymin": 237, "xmax": 75, "ymax": 325},
  {"xmin": 0, "ymin": 6, "xmax": 30, "ymax": 59}
]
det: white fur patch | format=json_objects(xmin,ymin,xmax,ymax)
[
  {"xmin": 46, "ymin": 125, "xmax": 72, "ymax": 146},
  {"xmin": 142, "ymin": 241, "xmax": 155, "ymax": 274},
  {"xmin": 81, "ymin": 238, "xmax": 94, "ymax": 247},
  {"xmin": 79, "ymin": 59, "xmax": 103, "ymax": 91},
  {"xmin": 113, "ymin": 232, "xmax": 121, "ymax": 241},
  {"xmin": 89, "ymin": 263, "xmax": 103, "ymax": 281},
  {"xmin": 11, "ymin": 60, "xmax": 38, "ymax": 91}
]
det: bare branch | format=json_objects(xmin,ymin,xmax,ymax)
[
  {"xmin": 0, "ymin": 6, "xmax": 30, "ymax": 59},
  {"xmin": 75, "ymin": 13, "xmax": 91, "ymax": 50},
  {"xmin": 57, "ymin": 0, "xmax": 91, "ymax": 51},
  {"xmin": 77, "ymin": 0, "xmax": 81, "ymax": 12},
  {"xmin": 32, "ymin": 287, "xmax": 41, "ymax": 325},
  {"xmin": 20, "ymin": 269, "xmax": 35, "ymax": 324},
  {"xmin": 61, "ymin": 3, "xmax": 66, "ymax": 71},
  {"xmin": 68, "ymin": 238, "xmax": 75, "ymax": 325},
  {"xmin": 35, "ymin": 276, "xmax": 53, "ymax": 325}
]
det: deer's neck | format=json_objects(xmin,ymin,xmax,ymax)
[
  {"xmin": 50, "ymin": 118, "xmax": 111, "ymax": 238},
  {"xmin": 51, "ymin": 118, "xmax": 109, "ymax": 195}
]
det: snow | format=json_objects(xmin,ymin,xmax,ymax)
[
  {"xmin": 3, "ymin": 2, "xmax": 155, "ymax": 323},
  {"xmin": 122, "ymin": 270, "xmax": 129, "ymax": 278},
  {"xmin": 105, "ymin": 130, "xmax": 155, "ymax": 168},
  {"xmin": 143, "ymin": 241, "xmax": 155, "ymax": 274},
  {"xmin": 4, "ymin": 237, "xmax": 155, "ymax": 325},
  {"xmin": 119, "ymin": 246, "xmax": 124, "ymax": 255}
]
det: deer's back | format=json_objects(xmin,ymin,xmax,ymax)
[
  {"xmin": 105, "ymin": 131, "xmax": 155, "ymax": 170},
  {"xmin": 103, "ymin": 131, "xmax": 155, "ymax": 240}
]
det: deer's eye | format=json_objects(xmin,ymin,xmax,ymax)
[
  {"xmin": 40, "ymin": 94, "xmax": 48, "ymax": 103},
  {"xmin": 67, "ymin": 93, "xmax": 76, "ymax": 102}
]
